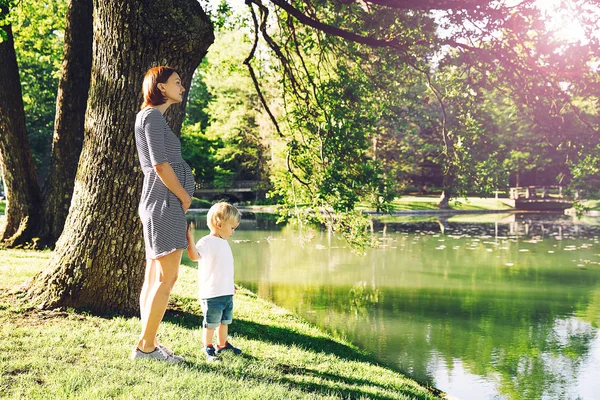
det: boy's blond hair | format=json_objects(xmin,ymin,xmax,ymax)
[{"xmin": 207, "ymin": 202, "xmax": 241, "ymax": 231}]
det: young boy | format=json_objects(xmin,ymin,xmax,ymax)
[{"xmin": 186, "ymin": 202, "xmax": 242, "ymax": 362}]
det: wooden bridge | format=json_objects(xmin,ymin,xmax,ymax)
[
  {"xmin": 193, "ymin": 180, "xmax": 262, "ymax": 202},
  {"xmin": 509, "ymin": 186, "xmax": 573, "ymax": 211}
]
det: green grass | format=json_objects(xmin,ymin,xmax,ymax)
[
  {"xmin": 581, "ymin": 199, "xmax": 600, "ymax": 211},
  {"xmin": 359, "ymin": 196, "xmax": 513, "ymax": 212},
  {"xmin": 0, "ymin": 200, "xmax": 5, "ymax": 215},
  {"xmin": 0, "ymin": 249, "xmax": 441, "ymax": 400}
]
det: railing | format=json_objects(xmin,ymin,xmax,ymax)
[{"xmin": 509, "ymin": 186, "xmax": 568, "ymax": 200}]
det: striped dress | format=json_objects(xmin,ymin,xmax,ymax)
[{"xmin": 134, "ymin": 107, "xmax": 195, "ymax": 259}]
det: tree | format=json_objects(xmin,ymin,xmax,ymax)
[
  {"xmin": 10, "ymin": 0, "xmax": 67, "ymax": 183},
  {"xmin": 0, "ymin": 0, "xmax": 90, "ymax": 249},
  {"xmin": 39, "ymin": 0, "xmax": 93, "ymax": 247},
  {"xmin": 0, "ymin": 3, "xmax": 43, "ymax": 247},
  {"xmin": 247, "ymin": 0, "xmax": 600, "ymax": 214},
  {"xmin": 26, "ymin": 0, "xmax": 214, "ymax": 314}
]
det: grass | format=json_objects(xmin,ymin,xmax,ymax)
[
  {"xmin": 581, "ymin": 199, "xmax": 600, "ymax": 211},
  {"xmin": 0, "ymin": 200, "xmax": 5, "ymax": 215},
  {"xmin": 359, "ymin": 195, "xmax": 513, "ymax": 212},
  {"xmin": 0, "ymin": 248, "xmax": 441, "ymax": 400}
]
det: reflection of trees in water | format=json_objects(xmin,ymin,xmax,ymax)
[
  {"xmin": 348, "ymin": 281, "xmax": 381, "ymax": 316},
  {"xmin": 254, "ymin": 283, "xmax": 598, "ymax": 400},
  {"xmin": 578, "ymin": 285, "xmax": 600, "ymax": 328}
]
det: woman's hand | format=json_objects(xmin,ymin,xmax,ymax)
[{"xmin": 181, "ymin": 194, "xmax": 192, "ymax": 213}]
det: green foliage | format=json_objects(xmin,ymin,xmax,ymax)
[
  {"xmin": 570, "ymin": 145, "xmax": 600, "ymax": 198},
  {"xmin": 190, "ymin": 197, "xmax": 212, "ymax": 209},
  {"xmin": 183, "ymin": 64, "xmax": 211, "ymax": 129},
  {"xmin": 200, "ymin": 28, "xmax": 271, "ymax": 184},
  {"xmin": 182, "ymin": 27, "xmax": 272, "ymax": 192},
  {"xmin": 180, "ymin": 122, "xmax": 219, "ymax": 182}
]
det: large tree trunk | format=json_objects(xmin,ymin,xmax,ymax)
[
  {"xmin": 38, "ymin": 0, "xmax": 93, "ymax": 249},
  {"xmin": 26, "ymin": 0, "xmax": 213, "ymax": 315},
  {"xmin": 0, "ymin": 5, "xmax": 43, "ymax": 247}
]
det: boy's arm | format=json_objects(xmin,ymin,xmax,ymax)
[{"xmin": 186, "ymin": 224, "xmax": 202, "ymax": 261}]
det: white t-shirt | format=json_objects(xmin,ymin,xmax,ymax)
[{"xmin": 196, "ymin": 235, "xmax": 235, "ymax": 299}]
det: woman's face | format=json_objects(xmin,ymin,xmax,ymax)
[{"xmin": 158, "ymin": 73, "xmax": 185, "ymax": 104}]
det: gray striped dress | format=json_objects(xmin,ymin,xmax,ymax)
[{"xmin": 134, "ymin": 107, "xmax": 195, "ymax": 259}]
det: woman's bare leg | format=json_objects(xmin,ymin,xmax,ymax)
[
  {"xmin": 139, "ymin": 259, "xmax": 155, "ymax": 324},
  {"xmin": 137, "ymin": 250, "xmax": 182, "ymax": 352},
  {"xmin": 139, "ymin": 259, "xmax": 163, "ymax": 347}
]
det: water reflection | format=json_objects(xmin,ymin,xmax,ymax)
[{"xmin": 185, "ymin": 211, "xmax": 600, "ymax": 400}]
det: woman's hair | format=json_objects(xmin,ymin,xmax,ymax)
[
  {"xmin": 207, "ymin": 202, "xmax": 241, "ymax": 231},
  {"xmin": 140, "ymin": 66, "xmax": 178, "ymax": 110}
]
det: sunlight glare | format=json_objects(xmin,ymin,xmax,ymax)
[{"xmin": 535, "ymin": 0, "xmax": 588, "ymax": 44}]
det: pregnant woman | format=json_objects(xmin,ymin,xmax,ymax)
[{"xmin": 131, "ymin": 66, "xmax": 195, "ymax": 362}]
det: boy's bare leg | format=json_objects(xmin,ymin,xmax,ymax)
[
  {"xmin": 204, "ymin": 327, "xmax": 216, "ymax": 346},
  {"xmin": 217, "ymin": 324, "xmax": 228, "ymax": 347},
  {"xmin": 137, "ymin": 250, "xmax": 182, "ymax": 352}
]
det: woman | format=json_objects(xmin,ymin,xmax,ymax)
[{"xmin": 131, "ymin": 66, "xmax": 195, "ymax": 362}]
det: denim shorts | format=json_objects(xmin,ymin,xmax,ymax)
[{"xmin": 200, "ymin": 295, "xmax": 233, "ymax": 328}]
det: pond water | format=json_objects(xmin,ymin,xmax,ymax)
[{"xmin": 184, "ymin": 212, "xmax": 600, "ymax": 400}]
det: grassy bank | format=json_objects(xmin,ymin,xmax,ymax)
[
  {"xmin": 581, "ymin": 199, "xmax": 600, "ymax": 211},
  {"xmin": 358, "ymin": 195, "xmax": 513, "ymax": 212},
  {"xmin": 0, "ymin": 249, "xmax": 441, "ymax": 400}
]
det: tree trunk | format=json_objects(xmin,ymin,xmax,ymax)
[
  {"xmin": 26, "ymin": 0, "xmax": 213, "ymax": 315},
  {"xmin": 437, "ymin": 166, "xmax": 454, "ymax": 209},
  {"xmin": 38, "ymin": 0, "xmax": 93, "ymax": 248},
  {"xmin": 0, "ymin": 5, "xmax": 43, "ymax": 247}
]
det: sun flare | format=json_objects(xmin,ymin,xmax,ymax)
[{"xmin": 535, "ymin": 0, "xmax": 589, "ymax": 43}]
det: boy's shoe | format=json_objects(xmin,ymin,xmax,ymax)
[
  {"xmin": 159, "ymin": 344, "xmax": 184, "ymax": 362},
  {"xmin": 216, "ymin": 341, "xmax": 242, "ymax": 355},
  {"xmin": 205, "ymin": 345, "xmax": 220, "ymax": 362},
  {"xmin": 131, "ymin": 347, "xmax": 182, "ymax": 363}
]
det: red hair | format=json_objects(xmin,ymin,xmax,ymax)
[{"xmin": 140, "ymin": 66, "xmax": 178, "ymax": 109}]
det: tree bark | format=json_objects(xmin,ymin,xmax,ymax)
[
  {"xmin": 39, "ymin": 0, "xmax": 93, "ymax": 248},
  {"xmin": 26, "ymin": 0, "xmax": 213, "ymax": 315},
  {"xmin": 0, "ymin": 5, "xmax": 43, "ymax": 247}
]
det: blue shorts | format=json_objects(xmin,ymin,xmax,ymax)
[{"xmin": 200, "ymin": 295, "xmax": 233, "ymax": 329}]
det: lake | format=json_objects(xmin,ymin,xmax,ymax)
[{"xmin": 184, "ymin": 211, "xmax": 600, "ymax": 400}]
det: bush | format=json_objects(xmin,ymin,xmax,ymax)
[{"xmin": 190, "ymin": 197, "xmax": 212, "ymax": 209}]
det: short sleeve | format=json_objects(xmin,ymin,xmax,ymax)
[
  {"xmin": 143, "ymin": 108, "xmax": 168, "ymax": 166},
  {"xmin": 196, "ymin": 238, "xmax": 209, "ymax": 258}
]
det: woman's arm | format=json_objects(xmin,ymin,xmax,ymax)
[{"xmin": 154, "ymin": 162, "xmax": 192, "ymax": 212}]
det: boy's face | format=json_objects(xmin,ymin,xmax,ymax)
[{"xmin": 217, "ymin": 218, "xmax": 239, "ymax": 239}]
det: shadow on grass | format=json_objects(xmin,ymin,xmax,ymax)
[
  {"xmin": 163, "ymin": 300, "xmax": 441, "ymax": 400},
  {"xmin": 181, "ymin": 349, "xmax": 435, "ymax": 400},
  {"xmin": 163, "ymin": 305, "xmax": 372, "ymax": 365}
]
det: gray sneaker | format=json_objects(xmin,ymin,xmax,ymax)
[
  {"xmin": 131, "ymin": 347, "xmax": 181, "ymax": 363},
  {"xmin": 159, "ymin": 344, "xmax": 184, "ymax": 362}
]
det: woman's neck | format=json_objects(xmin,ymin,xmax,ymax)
[{"xmin": 151, "ymin": 103, "xmax": 170, "ymax": 114}]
